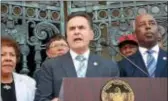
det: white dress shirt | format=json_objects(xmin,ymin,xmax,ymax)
[
  {"xmin": 139, "ymin": 44, "xmax": 159, "ymax": 67},
  {"xmin": 70, "ymin": 49, "xmax": 90, "ymax": 77}
]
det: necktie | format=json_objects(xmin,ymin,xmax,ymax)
[
  {"xmin": 146, "ymin": 50, "xmax": 156, "ymax": 77},
  {"xmin": 75, "ymin": 55, "xmax": 86, "ymax": 78}
]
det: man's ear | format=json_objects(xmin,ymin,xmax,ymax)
[
  {"xmin": 46, "ymin": 50, "xmax": 51, "ymax": 58},
  {"xmin": 90, "ymin": 30, "xmax": 94, "ymax": 41}
]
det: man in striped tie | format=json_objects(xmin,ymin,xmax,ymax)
[
  {"xmin": 35, "ymin": 11, "xmax": 119, "ymax": 101},
  {"xmin": 119, "ymin": 13, "xmax": 167, "ymax": 77}
]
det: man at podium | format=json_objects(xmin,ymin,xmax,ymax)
[{"xmin": 34, "ymin": 11, "xmax": 119, "ymax": 101}]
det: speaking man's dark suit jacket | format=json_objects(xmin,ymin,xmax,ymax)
[
  {"xmin": 34, "ymin": 52, "xmax": 119, "ymax": 101},
  {"xmin": 118, "ymin": 49, "xmax": 167, "ymax": 77}
]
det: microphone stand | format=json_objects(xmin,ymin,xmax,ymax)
[{"xmin": 101, "ymin": 42, "xmax": 149, "ymax": 76}]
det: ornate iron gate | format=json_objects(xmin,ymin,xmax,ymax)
[
  {"xmin": 1, "ymin": 1, "xmax": 167, "ymax": 76},
  {"xmin": 67, "ymin": 1, "xmax": 167, "ymax": 60}
]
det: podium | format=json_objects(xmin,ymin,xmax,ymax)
[{"xmin": 59, "ymin": 78, "xmax": 167, "ymax": 101}]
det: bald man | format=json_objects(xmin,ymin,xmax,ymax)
[{"xmin": 118, "ymin": 14, "xmax": 167, "ymax": 77}]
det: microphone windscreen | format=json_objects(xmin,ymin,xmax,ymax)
[{"xmin": 100, "ymin": 41, "xmax": 109, "ymax": 47}]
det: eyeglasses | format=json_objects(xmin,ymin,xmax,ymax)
[{"xmin": 49, "ymin": 44, "xmax": 68, "ymax": 48}]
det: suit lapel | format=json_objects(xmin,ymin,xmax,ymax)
[
  {"xmin": 62, "ymin": 52, "xmax": 77, "ymax": 77},
  {"xmin": 155, "ymin": 49, "xmax": 167, "ymax": 77},
  {"xmin": 86, "ymin": 53, "xmax": 101, "ymax": 77},
  {"xmin": 133, "ymin": 51, "xmax": 149, "ymax": 76},
  {"xmin": 13, "ymin": 73, "xmax": 26, "ymax": 101}
]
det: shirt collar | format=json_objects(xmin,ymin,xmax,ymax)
[
  {"xmin": 139, "ymin": 44, "xmax": 159, "ymax": 54},
  {"xmin": 70, "ymin": 49, "xmax": 90, "ymax": 60}
]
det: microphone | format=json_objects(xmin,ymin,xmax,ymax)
[
  {"xmin": 100, "ymin": 41, "xmax": 109, "ymax": 47},
  {"xmin": 100, "ymin": 41, "xmax": 149, "ymax": 76}
]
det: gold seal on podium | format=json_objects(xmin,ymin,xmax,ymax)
[{"xmin": 101, "ymin": 80, "xmax": 134, "ymax": 101}]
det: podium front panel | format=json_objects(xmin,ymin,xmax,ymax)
[{"xmin": 59, "ymin": 78, "xmax": 167, "ymax": 101}]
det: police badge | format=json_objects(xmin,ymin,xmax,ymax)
[{"xmin": 101, "ymin": 80, "xmax": 134, "ymax": 101}]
